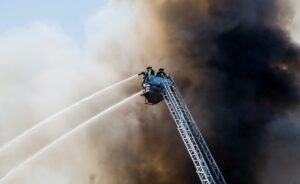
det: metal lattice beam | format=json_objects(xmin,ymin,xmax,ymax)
[{"xmin": 162, "ymin": 77, "xmax": 226, "ymax": 184}]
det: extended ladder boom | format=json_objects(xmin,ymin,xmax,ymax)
[{"xmin": 162, "ymin": 77, "xmax": 226, "ymax": 184}]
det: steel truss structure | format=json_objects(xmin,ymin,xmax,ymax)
[{"xmin": 162, "ymin": 77, "xmax": 226, "ymax": 184}]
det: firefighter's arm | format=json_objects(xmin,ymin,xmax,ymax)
[{"xmin": 138, "ymin": 72, "xmax": 146, "ymax": 76}]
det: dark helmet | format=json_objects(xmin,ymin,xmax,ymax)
[
  {"xmin": 159, "ymin": 68, "xmax": 164, "ymax": 72},
  {"xmin": 147, "ymin": 66, "xmax": 152, "ymax": 70}
]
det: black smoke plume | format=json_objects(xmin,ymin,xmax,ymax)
[
  {"xmin": 89, "ymin": 1, "xmax": 300, "ymax": 183},
  {"xmin": 152, "ymin": 0, "xmax": 300, "ymax": 183}
]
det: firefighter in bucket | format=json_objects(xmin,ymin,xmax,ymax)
[{"xmin": 138, "ymin": 66, "xmax": 170, "ymax": 104}]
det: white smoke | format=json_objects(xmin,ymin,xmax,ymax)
[
  {"xmin": 0, "ymin": 1, "xmax": 154, "ymax": 183},
  {"xmin": 290, "ymin": 0, "xmax": 300, "ymax": 44}
]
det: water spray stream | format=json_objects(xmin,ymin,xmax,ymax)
[
  {"xmin": 0, "ymin": 91, "xmax": 142, "ymax": 183},
  {"xmin": 0, "ymin": 74, "xmax": 138, "ymax": 154}
]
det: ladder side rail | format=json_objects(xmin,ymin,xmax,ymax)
[
  {"xmin": 161, "ymin": 80, "xmax": 185, "ymax": 126},
  {"xmin": 178, "ymin": 119, "xmax": 213, "ymax": 183},
  {"xmin": 162, "ymin": 91, "xmax": 214, "ymax": 184},
  {"xmin": 169, "ymin": 77, "xmax": 226, "ymax": 184},
  {"xmin": 172, "ymin": 87, "xmax": 226, "ymax": 184},
  {"xmin": 163, "ymin": 90, "xmax": 182, "ymax": 125},
  {"xmin": 162, "ymin": 79, "xmax": 215, "ymax": 184},
  {"xmin": 168, "ymin": 82, "xmax": 221, "ymax": 182},
  {"xmin": 170, "ymin": 82, "xmax": 221, "ymax": 179}
]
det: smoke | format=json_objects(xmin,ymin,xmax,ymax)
[
  {"xmin": 0, "ymin": 22, "xmax": 116, "ymax": 183},
  {"xmin": 2, "ymin": 0, "xmax": 300, "ymax": 184},
  {"xmin": 0, "ymin": 2, "xmax": 173, "ymax": 184},
  {"xmin": 0, "ymin": 8, "xmax": 141, "ymax": 183},
  {"xmin": 83, "ymin": 2, "xmax": 199, "ymax": 184},
  {"xmin": 289, "ymin": 0, "xmax": 300, "ymax": 44},
  {"xmin": 144, "ymin": 0, "xmax": 300, "ymax": 183},
  {"xmin": 88, "ymin": 0, "xmax": 300, "ymax": 184}
]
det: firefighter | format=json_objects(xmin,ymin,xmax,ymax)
[
  {"xmin": 156, "ymin": 68, "xmax": 166, "ymax": 77},
  {"xmin": 146, "ymin": 66, "xmax": 155, "ymax": 75},
  {"xmin": 138, "ymin": 66, "xmax": 155, "ymax": 76},
  {"xmin": 138, "ymin": 66, "xmax": 154, "ymax": 88}
]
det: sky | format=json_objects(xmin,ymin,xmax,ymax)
[
  {"xmin": 1, "ymin": 0, "xmax": 300, "ymax": 43},
  {"xmin": 0, "ymin": 0, "xmax": 106, "ymax": 43}
]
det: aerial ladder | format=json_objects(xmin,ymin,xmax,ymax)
[{"xmin": 139, "ymin": 67, "xmax": 226, "ymax": 184}]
